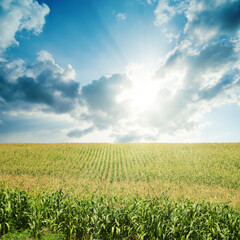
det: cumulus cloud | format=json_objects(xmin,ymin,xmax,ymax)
[
  {"xmin": 0, "ymin": 0, "xmax": 50, "ymax": 54},
  {"xmin": 185, "ymin": 0, "xmax": 240, "ymax": 43},
  {"xmin": 79, "ymin": 74, "xmax": 131, "ymax": 130},
  {"xmin": 101, "ymin": 0, "xmax": 239, "ymax": 142},
  {"xmin": 3, "ymin": 39, "xmax": 237, "ymax": 142},
  {"xmin": 1, "ymin": 0, "xmax": 240, "ymax": 143},
  {"xmin": 0, "ymin": 51, "xmax": 80, "ymax": 114},
  {"xmin": 0, "ymin": 0, "xmax": 83, "ymax": 142},
  {"xmin": 67, "ymin": 127, "xmax": 95, "ymax": 138},
  {"xmin": 154, "ymin": 0, "xmax": 240, "ymax": 43},
  {"xmin": 147, "ymin": 38, "xmax": 240, "ymax": 139}
]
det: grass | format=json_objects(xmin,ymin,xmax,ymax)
[{"xmin": 1, "ymin": 229, "xmax": 64, "ymax": 240}]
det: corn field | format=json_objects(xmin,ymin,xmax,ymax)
[
  {"xmin": 0, "ymin": 143, "xmax": 240, "ymax": 239},
  {"xmin": 0, "ymin": 186, "xmax": 240, "ymax": 239},
  {"xmin": 0, "ymin": 143, "xmax": 239, "ymax": 205}
]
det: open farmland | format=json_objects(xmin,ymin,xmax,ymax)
[
  {"xmin": 0, "ymin": 143, "xmax": 240, "ymax": 239},
  {"xmin": 0, "ymin": 143, "xmax": 240, "ymax": 206}
]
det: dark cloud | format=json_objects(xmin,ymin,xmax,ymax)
[
  {"xmin": 189, "ymin": 40, "xmax": 236, "ymax": 73},
  {"xmin": 67, "ymin": 127, "xmax": 95, "ymax": 138},
  {"xmin": 0, "ymin": 56, "xmax": 80, "ymax": 114},
  {"xmin": 113, "ymin": 132, "xmax": 141, "ymax": 143},
  {"xmin": 199, "ymin": 69, "xmax": 240, "ymax": 101},
  {"xmin": 185, "ymin": 0, "xmax": 240, "ymax": 41},
  {"xmin": 79, "ymin": 73, "xmax": 131, "ymax": 130},
  {"xmin": 80, "ymin": 74, "xmax": 130, "ymax": 112},
  {"xmin": 0, "ymin": 57, "xmax": 132, "ymax": 140},
  {"xmin": 161, "ymin": 39, "xmax": 236, "ymax": 77}
]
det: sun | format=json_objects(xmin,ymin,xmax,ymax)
[
  {"xmin": 117, "ymin": 63, "xmax": 159, "ymax": 112},
  {"xmin": 130, "ymin": 82, "xmax": 158, "ymax": 110}
]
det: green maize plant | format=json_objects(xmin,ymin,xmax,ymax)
[
  {"xmin": 0, "ymin": 185, "xmax": 30, "ymax": 235},
  {"xmin": 0, "ymin": 186, "xmax": 240, "ymax": 239}
]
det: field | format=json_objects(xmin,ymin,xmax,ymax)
[{"xmin": 0, "ymin": 143, "xmax": 240, "ymax": 239}]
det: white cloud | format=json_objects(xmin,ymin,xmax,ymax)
[
  {"xmin": 154, "ymin": 0, "xmax": 176, "ymax": 26},
  {"xmin": 1, "ymin": 0, "xmax": 240, "ymax": 143},
  {"xmin": 2, "ymin": 43, "xmax": 237, "ymax": 142},
  {"xmin": 154, "ymin": 0, "xmax": 188, "ymax": 27},
  {"xmin": 37, "ymin": 50, "xmax": 54, "ymax": 63},
  {"xmin": 116, "ymin": 12, "xmax": 126, "ymax": 21},
  {"xmin": 2, "ymin": 59, "xmax": 25, "ymax": 83},
  {"xmin": 0, "ymin": 0, "xmax": 50, "ymax": 54},
  {"xmin": 146, "ymin": 0, "xmax": 156, "ymax": 5}
]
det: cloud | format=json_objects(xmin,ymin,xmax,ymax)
[
  {"xmin": 160, "ymin": 39, "xmax": 238, "ymax": 85},
  {"xmin": 0, "ymin": 111, "xmax": 75, "ymax": 143},
  {"xmin": 112, "ymin": 131, "xmax": 142, "ymax": 143},
  {"xmin": 147, "ymin": 37, "xmax": 240, "ymax": 138},
  {"xmin": 79, "ymin": 74, "xmax": 131, "ymax": 130},
  {"xmin": 37, "ymin": 50, "xmax": 54, "ymax": 63},
  {"xmin": 185, "ymin": 0, "xmax": 240, "ymax": 43},
  {"xmin": 0, "ymin": 0, "xmax": 50, "ymax": 54},
  {"xmin": 154, "ymin": 0, "xmax": 188, "ymax": 27},
  {"xmin": 198, "ymin": 69, "xmax": 240, "ymax": 101},
  {"xmin": 81, "ymin": 74, "xmax": 129, "ymax": 112},
  {"xmin": 1, "ymin": 0, "xmax": 240, "ymax": 143},
  {"xmin": 115, "ymin": 12, "xmax": 126, "ymax": 21},
  {"xmin": 154, "ymin": 0, "xmax": 176, "ymax": 26},
  {"xmin": 154, "ymin": 0, "xmax": 240, "ymax": 43},
  {"xmin": 2, "ymin": 40, "xmax": 236, "ymax": 142},
  {"xmin": 141, "ymin": 0, "xmax": 240, "ymax": 141},
  {"xmin": 146, "ymin": 0, "xmax": 156, "ymax": 5},
  {"xmin": 67, "ymin": 127, "xmax": 95, "ymax": 138},
  {"xmin": 75, "ymin": 0, "xmax": 240, "ymax": 142},
  {"xmin": 0, "ymin": 51, "xmax": 80, "ymax": 114}
]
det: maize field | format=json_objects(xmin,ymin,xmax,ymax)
[{"xmin": 0, "ymin": 143, "xmax": 240, "ymax": 239}]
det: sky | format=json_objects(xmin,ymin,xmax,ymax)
[{"xmin": 0, "ymin": 0, "xmax": 240, "ymax": 143}]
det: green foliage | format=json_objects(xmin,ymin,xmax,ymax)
[
  {"xmin": 1, "ymin": 229, "xmax": 64, "ymax": 240},
  {"xmin": 0, "ymin": 186, "xmax": 239, "ymax": 239},
  {"xmin": 1, "ymin": 229, "xmax": 31, "ymax": 239}
]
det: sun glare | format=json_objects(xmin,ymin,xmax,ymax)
[
  {"xmin": 117, "ymin": 64, "xmax": 158, "ymax": 111},
  {"xmin": 130, "ymin": 82, "xmax": 157, "ymax": 110}
]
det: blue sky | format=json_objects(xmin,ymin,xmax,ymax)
[
  {"xmin": 7, "ymin": 0, "xmax": 169, "ymax": 83},
  {"xmin": 0, "ymin": 0, "xmax": 240, "ymax": 143}
]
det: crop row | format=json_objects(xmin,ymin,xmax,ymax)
[
  {"xmin": 1, "ymin": 143, "xmax": 239, "ymax": 187},
  {"xmin": 0, "ymin": 186, "xmax": 240, "ymax": 239},
  {"xmin": 0, "ymin": 143, "xmax": 240, "ymax": 207}
]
